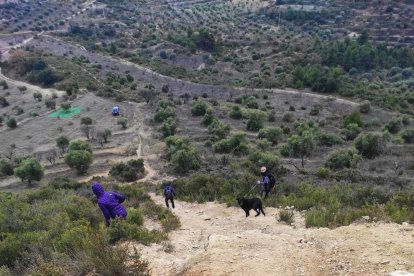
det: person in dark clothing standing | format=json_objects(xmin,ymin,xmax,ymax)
[
  {"xmin": 260, "ymin": 166, "xmax": 271, "ymax": 198},
  {"xmin": 91, "ymin": 182, "xmax": 128, "ymax": 226},
  {"xmin": 164, "ymin": 182, "xmax": 176, "ymax": 209}
]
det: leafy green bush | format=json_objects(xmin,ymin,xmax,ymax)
[
  {"xmin": 165, "ymin": 136, "xmax": 200, "ymax": 174},
  {"xmin": 161, "ymin": 117, "xmax": 177, "ymax": 138},
  {"xmin": 213, "ymin": 132, "xmax": 250, "ymax": 155},
  {"xmin": 247, "ymin": 111, "xmax": 264, "ymax": 131},
  {"xmin": 154, "ymin": 106, "xmax": 176, "ymax": 123},
  {"xmin": 230, "ymin": 106, "xmax": 243, "ymax": 119},
  {"xmin": 384, "ymin": 117, "xmax": 403, "ymax": 134},
  {"xmin": 316, "ymin": 167, "xmax": 331, "ymax": 178},
  {"xmin": 326, "ymin": 149, "xmax": 360, "ymax": 170},
  {"xmin": 354, "ymin": 132, "xmax": 385, "ymax": 159},
  {"xmin": 341, "ymin": 123, "xmax": 361, "ymax": 140},
  {"xmin": 68, "ymin": 140, "xmax": 92, "ymax": 153},
  {"xmin": 343, "ymin": 111, "xmax": 362, "ymax": 127},
  {"xmin": 191, "ymin": 99, "xmax": 208, "ymax": 116},
  {"xmin": 109, "ymin": 159, "xmax": 145, "ymax": 182},
  {"xmin": 243, "ymin": 96, "xmax": 258, "ymax": 109},
  {"xmin": 208, "ymin": 119, "xmax": 230, "ymax": 141},
  {"xmin": 278, "ymin": 210, "xmax": 294, "ymax": 224},
  {"xmin": 201, "ymin": 109, "xmax": 215, "ymax": 126},
  {"xmin": 127, "ymin": 208, "xmax": 144, "ymax": 226},
  {"xmin": 317, "ymin": 132, "xmax": 343, "ymax": 147},
  {"xmin": 258, "ymin": 127, "xmax": 283, "ymax": 145},
  {"xmin": 282, "ymin": 112, "xmax": 295, "ymax": 123}
]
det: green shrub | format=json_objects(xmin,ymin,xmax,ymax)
[
  {"xmin": 243, "ymin": 96, "xmax": 258, "ymax": 109},
  {"xmin": 316, "ymin": 167, "xmax": 330, "ymax": 178},
  {"xmin": 6, "ymin": 118, "xmax": 17, "ymax": 129},
  {"xmin": 258, "ymin": 127, "xmax": 283, "ymax": 145},
  {"xmin": 317, "ymin": 132, "xmax": 342, "ymax": 147},
  {"xmin": 247, "ymin": 111, "xmax": 264, "ymax": 131},
  {"xmin": 109, "ymin": 159, "xmax": 145, "ymax": 182},
  {"xmin": 165, "ymin": 136, "xmax": 200, "ymax": 174},
  {"xmin": 68, "ymin": 140, "xmax": 92, "ymax": 153},
  {"xmin": 341, "ymin": 123, "xmax": 361, "ymax": 140},
  {"xmin": 161, "ymin": 117, "xmax": 177, "ymax": 138},
  {"xmin": 191, "ymin": 99, "xmax": 208, "ymax": 116},
  {"xmin": 201, "ymin": 109, "xmax": 215, "ymax": 126},
  {"xmin": 249, "ymin": 150, "xmax": 282, "ymax": 174},
  {"xmin": 401, "ymin": 129, "xmax": 414, "ymax": 144},
  {"xmin": 0, "ymin": 160, "xmax": 14, "ymax": 177},
  {"xmin": 230, "ymin": 106, "xmax": 243, "ymax": 119},
  {"xmin": 213, "ymin": 132, "xmax": 250, "ymax": 155},
  {"xmin": 354, "ymin": 132, "xmax": 385, "ymax": 159},
  {"xmin": 208, "ymin": 119, "xmax": 230, "ymax": 141},
  {"xmin": 384, "ymin": 117, "xmax": 403, "ymax": 134},
  {"xmin": 280, "ymin": 131, "xmax": 315, "ymax": 168},
  {"xmin": 257, "ymin": 139, "xmax": 271, "ymax": 151},
  {"xmin": 343, "ymin": 111, "xmax": 362, "ymax": 127},
  {"xmin": 326, "ymin": 149, "xmax": 360, "ymax": 170},
  {"xmin": 127, "ymin": 208, "xmax": 144, "ymax": 226},
  {"xmin": 159, "ymin": 212, "xmax": 181, "ymax": 232},
  {"xmin": 154, "ymin": 106, "xmax": 176, "ymax": 123},
  {"xmin": 278, "ymin": 210, "xmax": 294, "ymax": 224}
]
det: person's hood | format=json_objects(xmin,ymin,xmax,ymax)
[{"xmin": 92, "ymin": 182, "xmax": 105, "ymax": 197}]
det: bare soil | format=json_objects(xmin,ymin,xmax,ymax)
[{"xmin": 131, "ymin": 195, "xmax": 414, "ymax": 276}]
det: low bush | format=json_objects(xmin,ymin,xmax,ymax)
[
  {"xmin": 0, "ymin": 160, "xmax": 14, "ymax": 177},
  {"xmin": 316, "ymin": 167, "xmax": 330, "ymax": 178},
  {"xmin": 165, "ymin": 136, "xmax": 200, "ymax": 174},
  {"xmin": 191, "ymin": 99, "xmax": 208, "ymax": 116},
  {"xmin": 213, "ymin": 132, "xmax": 250, "ymax": 155},
  {"xmin": 208, "ymin": 119, "xmax": 230, "ymax": 141},
  {"xmin": 247, "ymin": 111, "xmax": 264, "ymax": 131},
  {"xmin": 109, "ymin": 159, "xmax": 145, "ymax": 182},
  {"xmin": 354, "ymin": 132, "xmax": 385, "ymax": 159},
  {"xmin": 343, "ymin": 111, "xmax": 362, "ymax": 127},
  {"xmin": 384, "ymin": 117, "xmax": 403, "ymax": 134},
  {"xmin": 258, "ymin": 127, "xmax": 283, "ymax": 145},
  {"xmin": 401, "ymin": 128, "xmax": 414, "ymax": 144},
  {"xmin": 326, "ymin": 149, "xmax": 360, "ymax": 170},
  {"xmin": 359, "ymin": 100, "xmax": 371, "ymax": 113},
  {"xmin": 278, "ymin": 209, "xmax": 294, "ymax": 224},
  {"xmin": 317, "ymin": 132, "xmax": 343, "ymax": 147},
  {"xmin": 230, "ymin": 106, "xmax": 243, "ymax": 119},
  {"xmin": 341, "ymin": 123, "xmax": 361, "ymax": 140}
]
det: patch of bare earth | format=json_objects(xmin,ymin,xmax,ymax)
[{"xmin": 129, "ymin": 195, "xmax": 414, "ymax": 276}]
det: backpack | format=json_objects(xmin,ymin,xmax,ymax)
[
  {"xmin": 164, "ymin": 186, "xmax": 173, "ymax": 197},
  {"xmin": 268, "ymin": 173, "xmax": 276, "ymax": 189}
]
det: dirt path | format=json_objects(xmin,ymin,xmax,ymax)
[{"xmin": 132, "ymin": 195, "xmax": 414, "ymax": 276}]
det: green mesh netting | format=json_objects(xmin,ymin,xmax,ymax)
[{"xmin": 49, "ymin": 107, "xmax": 82, "ymax": 118}]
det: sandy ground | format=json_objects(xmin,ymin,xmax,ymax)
[{"xmin": 131, "ymin": 195, "xmax": 414, "ymax": 276}]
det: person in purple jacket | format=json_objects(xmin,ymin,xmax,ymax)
[{"xmin": 91, "ymin": 182, "xmax": 128, "ymax": 226}]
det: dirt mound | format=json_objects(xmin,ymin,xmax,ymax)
[{"xmin": 131, "ymin": 195, "xmax": 414, "ymax": 276}]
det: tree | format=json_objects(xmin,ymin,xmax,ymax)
[
  {"xmin": 281, "ymin": 131, "xmax": 315, "ymax": 169},
  {"xmin": 341, "ymin": 123, "xmax": 361, "ymax": 140},
  {"xmin": 97, "ymin": 129, "xmax": 112, "ymax": 146},
  {"xmin": 56, "ymin": 135, "xmax": 70, "ymax": 154},
  {"xmin": 14, "ymin": 157, "xmax": 44, "ymax": 185},
  {"xmin": 139, "ymin": 89, "xmax": 157, "ymax": 105},
  {"xmin": 162, "ymin": 117, "xmax": 177, "ymax": 138},
  {"xmin": 326, "ymin": 149, "xmax": 360, "ymax": 170},
  {"xmin": 80, "ymin": 117, "xmax": 93, "ymax": 140},
  {"xmin": 65, "ymin": 150, "xmax": 93, "ymax": 174}
]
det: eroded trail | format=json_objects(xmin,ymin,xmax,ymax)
[{"xmin": 132, "ymin": 195, "xmax": 414, "ymax": 276}]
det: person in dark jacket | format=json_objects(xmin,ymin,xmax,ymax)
[
  {"xmin": 163, "ymin": 182, "xmax": 176, "ymax": 209},
  {"xmin": 92, "ymin": 182, "xmax": 127, "ymax": 226},
  {"xmin": 259, "ymin": 166, "xmax": 271, "ymax": 198}
]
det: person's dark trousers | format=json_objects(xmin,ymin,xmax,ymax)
[
  {"xmin": 165, "ymin": 196, "xmax": 175, "ymax": 208},
  {"xmin": 261, "ymin": 190, "xmax": 270, "ymax": 198}
]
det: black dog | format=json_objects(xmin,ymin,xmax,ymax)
[{"xmin": 237, "ymin": 197, "xmax": 265, "ymax": 217}]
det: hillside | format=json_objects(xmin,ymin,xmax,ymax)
[{"xmin": 0, "ymin": 0, "xmax": 414, "ymax": 275}]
